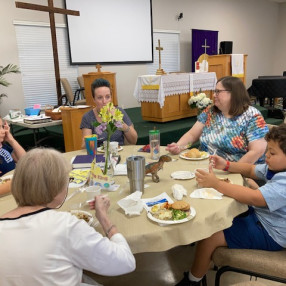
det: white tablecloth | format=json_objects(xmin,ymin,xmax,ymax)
[{"xmin": 134, "ymin": 72, "xmax": 217, "ymax": 108}]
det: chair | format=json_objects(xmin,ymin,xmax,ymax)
[
  {"xmin": 60, "ymin": 78, "xmax": 86, "ymax": 106},
  {"xmin": 77, "ymin": 76, "xmax": 86, "ymax": 99},
  {"xmin": 212, "ymin": 247, "xmax": 286, "ymax": 286}
]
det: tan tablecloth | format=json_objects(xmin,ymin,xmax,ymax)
[{"xmin": 0, "ymin": 146, "xmax": 247, "ymax": 254}]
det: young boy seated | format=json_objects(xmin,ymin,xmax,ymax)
[
  {"xmin": 0, "ymin": 118, "xmax": 25, "ymax": 195},
  {"xmin": 176, "ymin": 123, "xmax": 286, "ymax": 286}
]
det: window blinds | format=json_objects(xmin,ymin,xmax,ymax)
[
  {"xmin": 147, "ymin": 30, "xmax": 180, "ymax": 75},
  {"xmin": 14, "ymin": 21, "xmax": 78, "ymax": 107}
]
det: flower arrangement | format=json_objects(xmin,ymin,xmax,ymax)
[
  {"xmin": 93, "ymin": 102, "xmax": 123, "ymax": 175},
  {"xmin": 188, "ymin": 92, "xmax": 212, "ymax": 111}
]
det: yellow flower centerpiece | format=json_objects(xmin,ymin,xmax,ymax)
[{"xmin": 93, "ymin": 102, "xmax": 123, "ymax": 175}]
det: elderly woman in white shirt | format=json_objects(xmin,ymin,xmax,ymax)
[{"xmin": 0, "ymin": 148, "xmax": 135, "ymax": 286}]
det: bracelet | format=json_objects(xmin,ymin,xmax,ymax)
[
  {"xmin": 223, "ymin": 160, "xmax": 230, "ymax": 171},
  {"xmin": 105, "ymin": 224, "xmax": 115, "ymax": 237},
  {"xmin": 123, "ymin": 125, "xmax": 130, "ymax": 133}
]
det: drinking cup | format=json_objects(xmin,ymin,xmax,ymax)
[
  {"xmin": 85, "ymin": 185, "xmax": 102, "ymax": 202},
  {"xmin": 127, "ymin": 156, "xmax": 145, "ymax": 193}
]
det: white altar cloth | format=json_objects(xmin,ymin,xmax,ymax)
[{"xmin": 133, "ymin": 72, "xmax": 217, "ymax": 108}]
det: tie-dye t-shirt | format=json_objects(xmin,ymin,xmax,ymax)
[{"xmin": 197, "ymin": 106, "xmax": 268, "ymax": 163}]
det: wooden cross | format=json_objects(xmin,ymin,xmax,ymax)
[
  {"xmin": 156, "ymin": 39, "xmax": 164, "ymax": 70},
  {"xmin": 202, "ymin": 39, "xmax": 210, "ymax": 54},
  {"xmin": 15, "ymin": 1, "xmax": 80, "ymax": 106},
  {"xmin": 96, "ymin": 64, "xmax": 102, "ymax": 73}
]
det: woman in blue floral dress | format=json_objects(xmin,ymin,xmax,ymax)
[{"xmin": 166, "ymin": 76, "xmax": 268, "ymax": 164}]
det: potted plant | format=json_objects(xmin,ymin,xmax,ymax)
[{"xmin": 0, "ymin": 64, "xmax": 20, "ymax": 102}]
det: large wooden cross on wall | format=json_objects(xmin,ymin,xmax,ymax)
[{"xmin": 15, "ymin": 1, "xmax": 80, "ymax": 106}]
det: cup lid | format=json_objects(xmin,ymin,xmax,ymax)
[{"xmin": 149, "ymin": 130, "xmax": 160, "ymax": 134}]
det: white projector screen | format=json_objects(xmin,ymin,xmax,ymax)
[{"xmin": 65, "ymin": 0, "xmax": 153, "ymax": 65}]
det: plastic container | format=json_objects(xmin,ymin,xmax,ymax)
[
  {"xmin": 149, "ymin": 130, "xmax": 160, "ymax": 160},
  {"xmin": 24, "ymin": 108, "xmax": 41, "ymax": 116}
]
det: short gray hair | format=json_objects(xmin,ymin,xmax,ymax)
[{"xmin": 12, "ymin": 148, "xmax": 71, "ymax": 206}]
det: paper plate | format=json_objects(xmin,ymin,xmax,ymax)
[
  {"xmin": 147, "ymin": 207, "xmax": 196, "ymax": 226},
  {"xmin": 179, "ymin": 151, "xmax": 209, "ymax": 161},
  {"xmin": 0, "ymin": 174, "xmax": 13, "ymax": 184},
  {"xmin": 97, "ymin": 146, "xmax": 123, "ymax": 153},
  {"xmin": 171, "ymin": 171, "xmax": 195, "ymax": 180},
  {"xmin": 70, "ymin": 210, "xmax": 99, "ymax": 227}
]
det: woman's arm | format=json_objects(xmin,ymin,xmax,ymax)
[
  {"xmin": 4, "ymin": 122, "xmax": 26, "ymax": 162},
  {"xmin": 238, "ymin": 138, "xmax": 267, "ymax": 164},
  {"xmin": 166, "ymin": 121, "xmax": 204, "ymax": 154},
  {"xmin": 0, "ymin": 180, "xmax": 11, "ymax": 196},
  {"xmin": 81, "ymin": 128, "xmax": 92, "ymax": 149},
  {"xmin": 121, "ymin": 123, "xmax": 137, "ymax": 145}
]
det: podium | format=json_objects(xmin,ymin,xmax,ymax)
[
  {"xmin": 208, "ymin": 54, "xmax": 247, "ymax": 84},
  {"xmin": 62, "ymin": 106, "xmax": 92, "ymax": 152},
  {"xmin": 82, "ymin": 72, "xmax": 118, "ymax": 106}
]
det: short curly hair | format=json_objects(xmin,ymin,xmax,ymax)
[{"xmin": 265, "ymin": 123, "xmax": 286, "ymax": 155}]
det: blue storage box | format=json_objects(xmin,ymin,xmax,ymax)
[{"xmin": 24, "ymin": 108, "xmax": 41, "ymax": 116}]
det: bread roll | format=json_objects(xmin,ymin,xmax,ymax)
[{"xmin": 185, "ymin": 148, "xmax": 201, "ymax": 158}]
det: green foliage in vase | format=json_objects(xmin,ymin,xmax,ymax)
[{"xmin": 0, "ymin": 64, "xmax": 21, "ymax": 99}]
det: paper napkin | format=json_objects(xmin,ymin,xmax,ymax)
[
  {"xmin": 117, "ymin": 191, "xmax": 144, "ymax": 216},
  {"xmin": 190, "ymin": 188, "xmax": 223, "ymax": 200},
  {"xmin": 172, "ymin": 184, "xmax": 187, "ymax": 200}
]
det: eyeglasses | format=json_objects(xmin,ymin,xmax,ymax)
[{"xmin": 213, "ymin": 89, "xmax": 231, "ymax": 94}]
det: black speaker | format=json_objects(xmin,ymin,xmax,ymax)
[{"xmin": 219, "ymin": 41, "xmax": 233, "ymax": 54}]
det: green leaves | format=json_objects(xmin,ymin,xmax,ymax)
[{"xmin": 0, "ymin": 64, "xmax": 20, "ymax": 99}]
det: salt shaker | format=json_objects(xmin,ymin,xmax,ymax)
[{"xmin": 149, "ymin": 130, "xmax": 160, "ymax": 160}]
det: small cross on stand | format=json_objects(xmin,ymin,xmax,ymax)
[
  {"xmin": 15, "ymin": 1, "xmax": 80, "ymax": 106},
  {"xmin": 96, "ymin": 64, "xmax": 102, "ymax": 73},
  {"xmin": 201, "ymin": 39, "xmax": 210, "ymax": 61},
  {"xmin": 156, "ymin": 39, "xmax": 166, "ymax": 75}
]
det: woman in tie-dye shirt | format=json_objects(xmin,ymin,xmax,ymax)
[{"xmin": 166, "ymin": 76, "xmax": 268, "ymax": 164}]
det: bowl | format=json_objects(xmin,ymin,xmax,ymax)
[{"xmin": 24, "ymin": 108, "xmax": 41, "ymax": 116}]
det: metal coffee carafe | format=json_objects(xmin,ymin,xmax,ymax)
[{"xmin": 127, "ymin": 156, "xmax": 145, "ymax": 193}]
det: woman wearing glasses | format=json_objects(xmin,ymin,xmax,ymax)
[{"xmin": 166, "ymin": 76, "xmax": 268, "ymax": 164}]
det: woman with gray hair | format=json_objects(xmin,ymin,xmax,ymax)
[{"xmin": 0, "ymin": 148, "xmax": 135, "ymax": 285}]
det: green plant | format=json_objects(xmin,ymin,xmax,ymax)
[{"xmin": 0, "ymin": 64, "xmax": 20, "ymax": 99}]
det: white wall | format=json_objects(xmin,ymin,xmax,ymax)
[{"xmin": 0, "ymin": 0, "xmax": 286, "ymax": 116}]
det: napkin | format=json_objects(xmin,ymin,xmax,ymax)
[
  {"xmin": 117, "ymin": 191, "xmax": 144, "ymax": 216},
  {"xmin": 190, "ymin": 188, "xmax": 223, "ymax": 200},
  {"xmin": 172, "ymin": 184, "xmax": 187, "ymax": 200},
  {"xmin": 138, "ymin": 144, "xmax": 150, "ymax": 153}
]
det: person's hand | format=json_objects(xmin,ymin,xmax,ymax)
[
  {"xmin": 166, "ymin": 142, "xmax": 181, "ymax": 155},
  {"xmin": 195, "ymin": 164, "xmax": 219, "ymax": 188},
  {"xmin": 93, "ymin": 195, "xmax": 110, "ymax": 221},
  {"xmin": 3, "ymin": 121, "xmax": 14, "ymax": 143},
  {"xmin": 209, "ymin": 155, "xmax": 227, "ymax": 170}
]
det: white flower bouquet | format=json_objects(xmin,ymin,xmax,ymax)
[{"xmin": 188, "ymin": 92, "xmax": 212, "ymax": 110}]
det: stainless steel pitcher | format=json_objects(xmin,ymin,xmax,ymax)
[{"xmin": 126, "ymin": 156, "xmax": 145, "ymax": 193}]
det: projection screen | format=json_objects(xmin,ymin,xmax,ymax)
[{"xmin": 65, "ymin": 0, "xmax": 153, "ymax": 65}]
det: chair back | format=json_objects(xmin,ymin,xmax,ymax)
[
  {"xmin": 60, "ymin": 78, "xmax": 74, "ymax": 103},
  {"xmin": 77, "ymin": 76, "xmax": 85, "ymax": 99}
]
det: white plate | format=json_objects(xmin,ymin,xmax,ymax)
[
  {"xmin": 70, "ymin": 210, "xmax": 99, "ymax": 227},
  {"xmin": 97, "ymin": 146, "xmax": 123, "ymax": 153},
  {"xmin": 69, "ymin": 169, "xmax": 90, "ymax": 188},
  {"xmin": 179, "ymin": 151, "xmax": 209, "ymax": 161},
  {"xmin": 0, "ymin": 174, "xmax": 13, "ymax": 184},
  {"xmin": 147, "ymin": 207, "xmax": 196, "ymax": 226},
  {"xmin": 171, "ymin": 171, "xmax": 195, "ymax": 180}
]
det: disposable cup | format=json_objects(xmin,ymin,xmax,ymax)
[{"xmin": 85, "ymin": 185, "xmax": 101, "ymax": 202}]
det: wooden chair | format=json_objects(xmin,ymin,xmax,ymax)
[
  {"xmin": 212, "ymin": 247, "xmax": 286, "ymax": 286},
  {"xmin": 60, "ymin": 78, "xmax": 86, "ymax": 106},
  {"xmin": 77, "ymin": 76, "xmax": 86, "ymax": 100}
]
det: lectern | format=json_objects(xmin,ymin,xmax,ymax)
[{"xmin": 208, "ymin": 54, "xmax": 247, "ymax": 84}]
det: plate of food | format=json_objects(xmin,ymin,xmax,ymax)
[
  {"xmin": 70, "ymin": 210, "xmax": 99, "ymax": 227},
  {"xmin": 147, "ymin": 200, "xmax": 196, "ymax": 226},
  {"xmin": 0, "ymin": 174, "xmax": 13, "ymax": 184},
  {"xmin": 171, "ymin": 171, "xmax": 195, "ymax": 180},
  {"xmin": 69, "ymin": 169, "xmax": 90, "ymax": 188},
  {"xmin": 97, "ymin": 146, "xmax": 123, "ymax": 153},
  {"xmin": 179, "ymin": 148, "xmax": 209, "ymax": 161}
]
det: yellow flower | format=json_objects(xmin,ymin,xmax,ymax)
[{"xmin": 114, "ymin": 108, "xmax": 124, "ymax": 121}]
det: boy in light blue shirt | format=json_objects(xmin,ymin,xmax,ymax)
[{"xmin": 176, "ymin": 123, "xmax": 286, "ymax": 286}]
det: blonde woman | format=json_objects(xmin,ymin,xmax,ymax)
[{"xmin": 0, "ymin": 148, "xmax": 135, "ymax": 285}]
